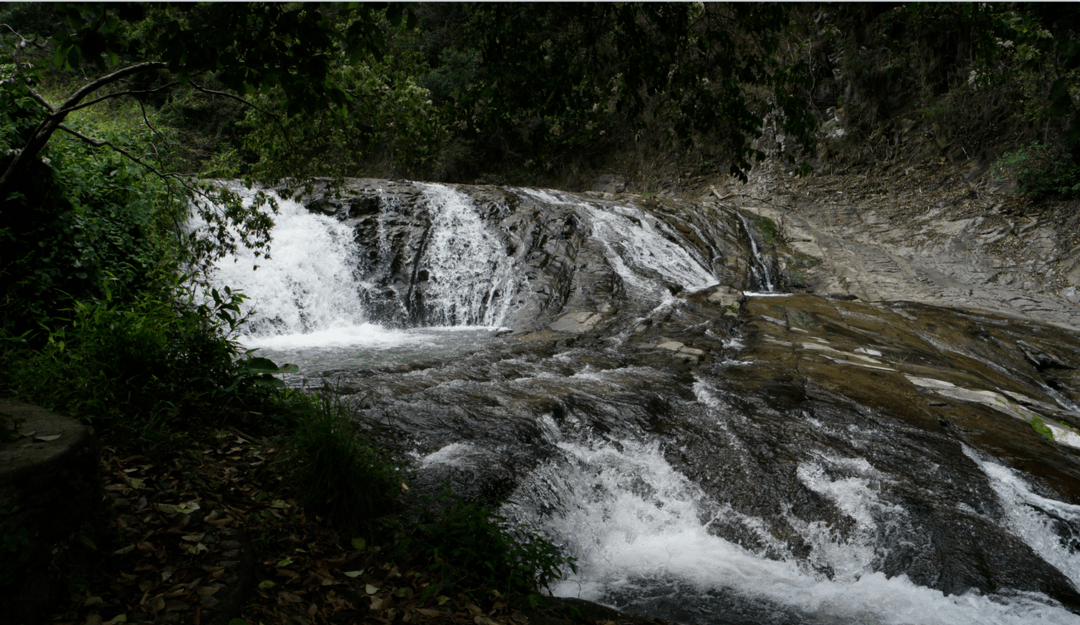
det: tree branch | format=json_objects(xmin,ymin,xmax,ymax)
[
  {"xmin": 58, "ymin": 62, "xmax": 168, "ymax": 114},
  {"xmin": 57, "ymin": 124, "xmax": 199, "ymax": 196},
  {"xmin": 66, "ymin": 82, "xmax": 179, "ymax": 113},
  {"xmin": 189, "ymin": 80, "xmax": 281, "ymax": 118}
]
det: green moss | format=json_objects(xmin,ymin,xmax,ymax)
[
  {"xmin": 756, "ymin": 216, "xmax": 783, "ymax": 246},
  {"xmin": 1031, "ymin": 416, "xmax": 1055, "ymax": 441}
]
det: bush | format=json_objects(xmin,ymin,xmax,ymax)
[
  {"xmin": 994, "ymin": 141, "xmax": 1080, "ymax": 199},
  {"xmin": 0, "ymin": 282, "xmax": 252, "ymax": 448}
]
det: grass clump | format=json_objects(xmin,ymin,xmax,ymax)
[
  {"xmin": 281, "ymin": 389, "xmax": 402, "ymax": 542},
  {"xmin": 993, "ymin": 142, "xmax": 1080, "ymax": 199},
  {"xmin": 757, "ymin": 216, "xmax": 783, "ymax": 246},
  {"xmin": 398, "ymin": 489, "xmax": 575, "ymax": 609},
  {"xmin": 1031, "ymin": 415, "xmax": 1055, "ymax": 441}
]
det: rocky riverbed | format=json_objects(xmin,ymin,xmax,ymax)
[{"xmin": 212, "ymin": 173, "xmax": 1080, "ymax": 624}]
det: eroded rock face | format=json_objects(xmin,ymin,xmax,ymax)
[{"xmin": 724, "ymin": 165, "xmax": 1080, "ymax": 331}]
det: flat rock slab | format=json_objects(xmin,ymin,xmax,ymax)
[{"xmin": 550, "ymin": 311, "xmax": 603, "ymax": 333}]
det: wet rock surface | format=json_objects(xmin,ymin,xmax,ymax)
[{"xmin": 262, "ymin": 179, "xmax": 1080, "ymax": 622}]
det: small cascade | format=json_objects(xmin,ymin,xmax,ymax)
[
  {"xmin": 965, "ymin": 446, "xmax": 1080, "ymax": 587},
  {"xmin": 585, "ymin": 203, "xmax": 716, "ymax": 294},
  {"xmin": 737, "ymin": 212, "xmax": 776, "ymax": 292},
  {"xmin": 517, "ymin": 188, "xmax": 717, "ymax": 297},
  {"xmin": 413, "ymin": 184, "xmax": 522, "ymax": 326}
]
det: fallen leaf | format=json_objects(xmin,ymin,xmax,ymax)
[
  {"xmin": 83, "ymin": 596, "xmax": 105, "ymax": 607},
  {"xmin": 35, "ymin": 433, "xmax": 61, "ymax": 442},
  {"xmin": 181, "ymin": 533, "xmax": 205, "ymax": 542},
  {"xmin": 258, "ymin": 580, "xmax": 276, "ymax": 590},
  {"xmin": 475, "ymin": 617, "xmax": 498, "ymax": 625},
  {"xmin": 344, "ymin": 570, "xmax": 364, "ymax": 578},
  {"xmin": 366, "ymin": 583, "xmax": 380, "ymax": 595},
  {"xmin": 393, "ymin": 587, "xmax": 413, "ymax": 598},
  {"xmin": 102, "ymin": 616, "xmax": 127, "ymax": 625},
  {"xmin": 276, "ymin": 557, "xmax": 293, "ymax": 568},
  {"xmin": 174, "ymin": 501, "xmax": 201, "ymax": 514},
  {"xmin": 113, "ymin": 544, "xmax": 135, "ymax": 556},
  {"xmin": 351, "ymin": 537, "xmax": 366, "ymax": 551}
]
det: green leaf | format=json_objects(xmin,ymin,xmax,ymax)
[
  {"xmin": 351, "ymin": 537, "xmax": 367, "ymax": 551},
  {"xmin": 258, "ymin": 580, "xmax": 276, "ymax": 590}
]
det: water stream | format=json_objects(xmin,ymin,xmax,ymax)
[{"xmin": 202, "ymin": 181, "xmax": 1080, "ymax": 624}]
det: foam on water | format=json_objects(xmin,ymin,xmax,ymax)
[
  {"xmin": 242, "ymin": 323, "xmax": 431, "ymax": 350},
  {"xmin": 964, "ymin": 446, "xmax": 1080, "ymax": 588},
  {"xmin": 510, "ymin": 436, "xmax": 1080, "ymax": 625}
]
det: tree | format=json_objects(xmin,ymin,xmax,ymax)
[
  {"xmin": 414, "ymin": 3, "xmax": 817, "ymax": 180},
  {"xmin": 0, "ymin": 2, "xmax": 410, "ymax": 200}
]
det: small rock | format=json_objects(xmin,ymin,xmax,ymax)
[
  {"xmin": 657, "ymin": 340, "xmax": 685, "ymax": 351},
  {"xmin": 592, "ymin": 174, "xmax": 627, "ymax": 194}
]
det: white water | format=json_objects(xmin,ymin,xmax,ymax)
[
  {"xmin": 197, "ymin": 188, "xmax": 372, "ymax": 342},
  {"xmin": 965, "ymin": 446, "xmax": 1080, "ymax": 588},
  {"xmin": 199, "ymin": 185, "xmax": 523, "ymax": 351},
  {"xmin": 415, "ymin": 183, "xmax": 523, "ymax": 326},
  {"xmin": 509, "ymin": 435, "xmax": 1080, "ymax": 625}
]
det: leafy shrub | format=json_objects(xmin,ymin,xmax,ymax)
[
  {"xmin": 993, "ymin": 142, "xmax": 1080, "ymax": 199},
  {"xmin": 400, "ymin": 489, "xmax": 574, "ymax": 607},
  {"xmin": 0, "ymin": 281, "xmax": 271, "ymax": 449},
  {"xmin": 281, "ymin": 389, "xmax": 402, "ymax": 541}
]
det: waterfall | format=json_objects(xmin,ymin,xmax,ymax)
[
  {"xmin": 198, "ymin": 184, "xmax": 524, "ymax": 349},
  {"xmin": 413, "ymin": 183, "xmax": 523, "ymax": 326},
  {"xmin": 196, "ymin": 189, "xmax": 373, "ymax": 342},
  {"xmin": 197, "ymin": 179, "xmax": 1080, "ymax": 624},
  {"xmin": 738, "ymin": 212, "xmax": 776, "ymax": 292}
]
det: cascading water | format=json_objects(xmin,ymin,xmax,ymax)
[
  {"xmin": 508, "ymin": 434, "xmax": 1080, "ymax": 625},
  {"xmin": 202, "ymin": 179, "xmax": 1080, "ymax": 624},
  {"xmin": 196, "ymin": 188, "xmax": 375, "ymax": 342},
  {"xmin": 737, "ymin": 212, "xmax": 776, "ymax": 292},
  {"xmin": 413, "ymin": 183, "xmax": 523, "ymax": 326}
]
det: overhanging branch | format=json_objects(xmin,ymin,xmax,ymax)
[
  {"xmin": 67, "ymin": 82, "xmax": 179, "ymax": 113},
  {"xmin": 189, "ymin": 80, "xmax": 281, "ymax": 118}
]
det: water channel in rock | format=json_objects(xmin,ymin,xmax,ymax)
[{"xmin": 202, "ymin": 181, "xmax": 1080, "ymax": 625}]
